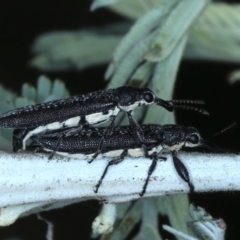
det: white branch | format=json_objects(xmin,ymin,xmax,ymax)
[{"xmin": 0, "ymin": 150, "xmax": 239, "ymax": 226}]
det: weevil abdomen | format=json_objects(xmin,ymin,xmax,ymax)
[{"xmin": 32, "ymin": 127, "xmax": 145, "ymax": 153}]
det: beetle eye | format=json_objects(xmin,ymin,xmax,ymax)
[
  {"xmin": 144, "ymin": 92, "xmax": 154, "ymax": 103},
  {"xmin": 187, "ymin": 134, "xmax": 199, "ymax": 144}
]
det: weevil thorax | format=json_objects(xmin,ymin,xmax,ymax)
[
  {"xmin": 116, "ymin": 86, "xmax": 155, "ymax": 112},
  {"xmin": 142, "ymin": 125, "xmax": 165, "ymax": 142},
  {"xmin": 161, "ymin": 125, "xmax": 202, "ymax": 151},
  {"xmin": 146, "ymin": 125, "xmax": 166, "ymax": 154}
]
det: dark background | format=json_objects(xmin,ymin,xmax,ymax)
[{"xmin": 0, "ymin": 0, "xmax": 240, "ymax": 239}]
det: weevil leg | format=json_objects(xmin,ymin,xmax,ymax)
[
  {"xmin": 140, "ymin": 153, "xmax": 158, "ymax": 197},
  {"xmin": 64, "ymin": 125, "xmax": 84, "ymax": 137},
  {"xmin": 89, "ymin": 115, "xmax": 117, "ymax": 163},
  {"xmin": 140, "ymin": 153, "xmax": 166, "ymax": 197},
  {"xmin": 48, "ymin": 135, "xmax": 63, "ymax": 160},
  {"xmin": 127, "ymin": 111, "xmax": 145, "ymax": 143},
  {"xmin": 172, "ymin": 151, "xmax": 194, "ymax": 193},
  {"xmin": 88, "ymin": 148, "xmax": 101, "ymax": 163},
  {"xmin": 48, "ymin": 125, "xmax": 84, "ymax": 159},
  {"xmin": 94, "ymin": 149, "xmax": 128, "ymax": 193}
]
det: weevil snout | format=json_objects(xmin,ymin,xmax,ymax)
[{"xmin": 154, "ymin": 98, "xmax": 174, "ymax": 112}]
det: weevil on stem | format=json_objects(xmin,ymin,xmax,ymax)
[
  {"xmin": 31, "ymin": 124, "xmax": 205, "ymax": 196},
  {"xmin": 0, "ymin": 86, "xmax": 208, "ymax": 161}
]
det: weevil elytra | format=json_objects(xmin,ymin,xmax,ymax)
[
  {"xmin": 0, "ymin": 86, "xmax": 208, "ymax": 158},
  {"xmin": 31, "ymin": 124, "xmax": 203, "ymax": 196}
]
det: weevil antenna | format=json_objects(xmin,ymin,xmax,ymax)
[
  {"xmin": 207, "ymin": 122, "xmax": 237, "ymax": 141},
  {"xmin": 198, "ymin": 122, "xmax": 237, "ymax": 153},
  {"xmin": 171, "ymin": 105, "xmax": 209, "ymax": 116},
  {"xmin": 171, "ymin": 100, "xmax": 205, "ymax": 105}
]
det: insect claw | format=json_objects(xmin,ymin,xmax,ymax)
[
  {"xmin": 88, "ymin": 158, "xmax": 94, "ymax": 164},
  {"xmin": 139, "ymin": 191, "xmax": 144, "ymax": 197},
  {"xmin": 48, "ymin": 152, "xmax": 55, "ymax": 160},
  {"xmin": 93, "ymin": 186, "xmax": 98, "ymax": 193}
]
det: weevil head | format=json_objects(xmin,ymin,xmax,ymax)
[
  {"xmin": 161, "ymin": 125, "xmax": 203, "ymax": 151},
  {"xmin": 116, "ymin": 86, "xmax": 155, "ymax": 111},
  {"xmin": 184, "ymin": 127, "xmax": 203, "ymax": 148}
]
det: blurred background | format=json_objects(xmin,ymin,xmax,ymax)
[{"xmin": 0, "ymin": 0, "xmax": 240, "ymax": 239}]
